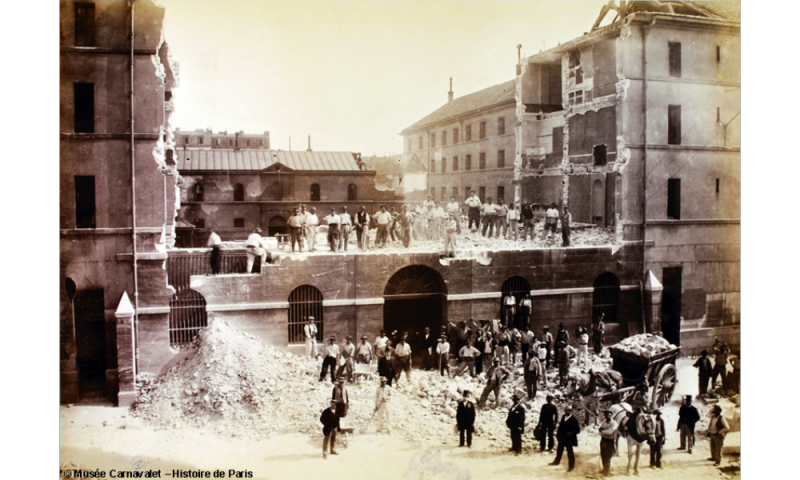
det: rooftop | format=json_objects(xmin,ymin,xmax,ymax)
[{"xmin": 175, "ymin": 150, "xmax": 366, "ymax": 172}]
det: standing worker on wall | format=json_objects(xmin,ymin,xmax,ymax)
[
  {"xmin": 324, "ymin": 208, "xmax": 341, "ymax": 253},
  {"xmin": 245, "ymin": 227, "xmax": 268, "ymax": 273},
  {"xmin": 561, "ymin": 206, "xmax": 572, "ymax": 247},
  {"xmin": 207, "ymin": 230, "xmax": 222, "ymax": 274},
  {"xmin": 543, "ymin": 203, "xmax": 560, "ymax": 240},
  {"xmin": 304, "ymin": 207, "xmax": 319, "ymax": 252},
  {"xmin": 287, "ymin": 208, "xmax": 306, "ymax": 253},
  {"xmin": 354, "ymin": 206, "xmax": 370, "ymax": 251},
  {"xmin": 338, "ymin": 206, "xmax": 352, "ymax": 252},
  {"xmin": 464, "ymin": 190, "xmax": 482, "ymax": 231}
]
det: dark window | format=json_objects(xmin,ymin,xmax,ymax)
[
  {"xmin": 497, "ymin": 150, "xmax": 505, "ymax": 168},
  {"xmin": 310, "ymin": 184, "xmax": 320, "ymax": 201},
  {"xmin": 233, "ymin": 183, "xmax": 244, "ymax": 201},
  {"xmin": 497, "ymin": 186, "xmax": 504, "ymax": 203},
  {"xmin": 716, "ymin": 45, "xmax": 721, "ymax": 62},
  {"xmin": 199, "ymin": 137, "xmax": 204, "ymax": 145},
  {"xmin": 184, "ymin": 136, "xmax": 189, "ymax": 145},
  {"xmin": 452, "ymin": 156, "xmax": 458, "ymax": 171},
  {"xmin": 593, "ymin": 272, "xmax": 620, "ymax": 323},
  {"xmin": 442, "ymin": 131, "xmax": 447, "ymax": 146},
  {"xmin": 453, "ymin": 128, "xmax": 459, "ymax": 143},
  {"xmin": 593, "ymin": 144, "xmax": 607, "ymax": 166},
  {"xmin": 441, "ymin": 159, "xmax": 446, "ymax": 173},
  {"xmin": 479, "ymin": 122, "xmax": 486, "ymax": 139},
  {"xmin": 430, "ymin": 159, "xmax": 436, "ymax": 173},
  {"xmin": 419, "ymin": 136, "xmax": 423, "ymax": 149},
  {"xmin": 669, "ymin": 42, "xmax": 681, "ymax": 78},
  {"xmin": 478, "ymin": 187, "xmax": 486, "ymax": 203},
  {"xmin": 479, "ymin": 153, "xmax": 486, "ymax": 170},
  {"xmin": 667, "ymin": 179, "xmax": 681, "ymax": 219},
  {"xmin": 73, "ymin": 83, "xmax": 94, "ymax": 133},
  {"xmin": 465, "ymin": 155, "xmax": 472, "ymax": 170},
  {"xmin": 441, "ymin": 187, "xmax": 447, "ymax": 201},
  {"xmin": 234, "ymin": 218, "xmax": 245, "ymax": 228},
  {"xmin": 715, "ymin": 178, "xmax": 720, "ymax": 194},
  {"xmin": 194, "ymin": 218, "xmax": 205, "ymax": 229},
  {"xmin": 228, "ymin": 138, "xmax": 233, "ymax": 147},
  {"xmin": 431, "ymin": 133, "xmax": 436, "ymax": 148},
  {"xmin": 74, "ymin": 176, "xmax": 95, "ymax": 229},
  {"xmin": 466, "ymin": 125, "xmax": 472, "ymax": 141},
  {"xmin": 497, "ymin": 117, "xmax": 505, "ymax": 135},
  {"xmin": 668, "ymin": 105, "xmax": 681, "ymax": 145},
  {"xmin": 452, "ymin": 186, "xmax": 458, "ymax": 198},
  {"xmin": 74, "ymin": 2, "xmax": 95, "ymax": 47},
  {"xmin": 288, "ymin": 285, "xmax": 324, "ymax": 344},
  {"xmin": 193, "ymin": 183, "xmax": 204, "ymax": 201},
  {"xmin": 259, "ymin": 139, "xmax": 264, "ymax": 147},
  {"xmin": 348, "ymin": 184, "xmax": 357, "ymax": 201}
]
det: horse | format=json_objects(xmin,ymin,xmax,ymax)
[
  {"xmin": 566, "ymin": 369, "xmax": 624, "ymax": 427},
  {"xmin": 607, "ymin": 403, "xmax": 657, "ymax": 476}
]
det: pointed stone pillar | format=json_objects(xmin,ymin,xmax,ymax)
[
  {"xmin": 115, "ymin": 292, "xmax": 137, "ymax": 407},
  {"xmin": 643, "ymin": 270, "xmax": 663, "ymax": 335}
]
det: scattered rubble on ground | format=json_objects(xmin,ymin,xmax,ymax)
[{"xmin": 612, "ymin": 333, "xmax": 677, "ymax": 356}]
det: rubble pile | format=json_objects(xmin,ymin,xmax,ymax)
[
  {"xmin": 612, "ymin": 333, "xmax": 677, "ymax": 357},
  {"xmin": 403, "ymin": 450, "xmax": 471, "ymax": 480}
]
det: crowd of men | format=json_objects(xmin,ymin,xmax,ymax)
[{"xmin": 206, "ymin": 191, "xmax": 575, "ymax": 273}]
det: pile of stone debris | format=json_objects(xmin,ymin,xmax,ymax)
[{"xmin": 612, "ymin": 333, "xmax": 677, "ymax": 357}]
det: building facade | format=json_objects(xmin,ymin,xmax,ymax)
[
  {"xmin": 514, "ymin": 1, "xmax": 740, "ymax": 353},
  {"xmin": 60, "ymin": 1, "xmax": 180, "ymax": 405},
  {"xmin": 400, "ymin": 80, "xmax": 517, "ymax": 205}
]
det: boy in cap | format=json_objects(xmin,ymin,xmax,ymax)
[{"xmin": 678, "ymin": 395, "xmax": 700, "ymax": 453}]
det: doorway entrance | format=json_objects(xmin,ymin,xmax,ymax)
[
  {"xmin": 661, "ymin": 267, "xmax": 682, "ymax": 346},
  {"xmin": 501, "ymin": 276, "xmax": 531, "ymax": 329},
  {"xmin": 383, "ymin": 265, "xmax": 446, "ymax": 361},
  {"xmin": 74, "ymin": 289, "xmax": 107, "ymax": 401}
]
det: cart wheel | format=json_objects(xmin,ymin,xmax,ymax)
[{"xmin": 651, "ymin": 364, "xmax": 677, "ymax": 409}]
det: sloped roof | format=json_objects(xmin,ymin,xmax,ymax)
[
  {"xmin": 402, "ymin": 80, "xmax": 516, "ymax": 134},
  {"xmin": 176, "ymin": 149, "xmax": 363, "ymax": 172},
  {"xmin": 686, "ymin": 1, "xmax": 740, "ymax": 22}
]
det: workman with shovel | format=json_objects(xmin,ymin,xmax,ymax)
[{"xmin": 375, "ymin": 376, "xmax": 392, "ymax": 434}]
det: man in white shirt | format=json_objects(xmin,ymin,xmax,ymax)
[
  {"xmin": 375, "ymin": 377, "xmax": 392, "ymax": 434},
  {"xmin": 481, "ymin": 198, "xmax": 497, "ymax": 238},
  {"xmin": 432, "ymin": 203, "xmax": 445, "ymax": 240},
  {"xmin": 305, "ymin": 207, "xmax": 320, "ymax": 252},
  {"xmin": 354, "ymin": 206, "xmax": 370, "ymax": 251},
  {"xmin": 443, "ymin": 214, "xmax": 458, "ymax": 258},
  {"xmin": 436, "ymin": 337, "xmax": 451, "ymax": 377},
  {"xmin": 507, "ymin": 204, "xmax": 521, "ymax": 241},
  {"xmin": 245, "ymin": 228, "xmax": 268, "ymax": 273},
  {"xmin": 373, "ymin": 206, "xmax": 392, "ymax": 247},
  {"xmin": 338, "ymin": 206, "xmax": 352, "ymax": 252},
  {"xmin": 544, "ymin": 203, "xmax": 560, "ymax": 240},
  {"xmin": 207, "ymin": 230, "xmax": 222, "ymax": 274},
  {"xmin": 287, "ymin": 208, "xmax": 306, "ymax": 252},
  {"xmin": 446, "ymin": 196, "xmax": 462, "ymax": 234},
  {"xmin": 356, "ymin": 335, "xmax": 373, "ymax": 364},
  {"xmin": 454, "ymin": 340, "xmax": 481, "ymax": 377},
  {"xmin": 324, "ymin": 208, "xmax": 341, "ymax": 253},
  {"xmin": 495, "ymin": 200, "xmax": 509, "ymax": 238},
  {"xmin": 394, "ymin": 333, "xmax": 413, "ymax": 384},
  {"xmin": 375, "ymin": 330, "xmax": 389, "ymax": 359},
  {"xmin": 304, "ymin": 317, "xmax": 318, "ymax": 358},
  {"xmin": 464, "ymin": 190, "xmax": 482, "ymax": 230},
  {"xmin": 423, "ymin": 195, "xmax": 435, "ymax": 210},
  {"xmin": 319, "ymin": 335, "xmax": 340, "ymax": 383},
  {"xmin": 413, "ymin": 204, "xmax": 427, "ymax": 241}
]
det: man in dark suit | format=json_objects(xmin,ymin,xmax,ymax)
[
  {"xmin": 320, "ymin": 400, "xmax": 340, "ymax": 459},
  {"xmin": 456, "ymin": 390, "xmax": 476, "ymax": 448},
  {"xmin": 549, "ymin": 404, "xmax": 581, "ymax": 472},
  {"xmin": 538, "ymin": 394, "xmax": 559, "ymax": 452},
  {"xmin": 418, "ymin": 327, "xmax": 436, "ymax": 370},
  {"xmin": 377, "ymin": 348, "xmax": 397, "ymax": 387},
  {"xmin": 506, "ymin": 393, "xmax": 526, "ymax": 454}
]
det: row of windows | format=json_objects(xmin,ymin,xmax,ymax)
[
  {"xmin": 181, "ymin": 136, "xmax": 266, "ymax": 147},
  {"xmin": 429, "ymin": 150, "xmax": 506, "ymax": 173},
  {"xmin": 410, "ymin": 117, "xmax": 506, "ymax": 152},
  {"xmin": 191, "ymin": 183, "xmax": 358, "ymax": 202}
]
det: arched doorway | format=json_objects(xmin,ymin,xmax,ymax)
[
  {"xmin": 383, "ymin": 265, "xmax": 446, "ymax": 353},
  {"xmin": 592, "ymin": 272, "xmax": 620, "ymax": 324},
  {"xmin": 268, "ymin": 215, "xmax": 288, "ymax": 236},
  {"xmin": 501, "ymin": 276, "xmax": 531, "ymax": 329},
  {"xmin": 288, "ymin": 285, "xmax": 323, "ymax": 344}
]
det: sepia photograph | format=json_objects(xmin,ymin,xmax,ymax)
[{"xmin": 53, "ymin": 1, "xmax": 749, "ymax": 479}]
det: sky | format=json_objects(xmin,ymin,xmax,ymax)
[{"xmin": 161, "ymin": 0, "xmax": 610, "ymax": 156}]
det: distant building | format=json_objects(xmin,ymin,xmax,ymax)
[
  {"xmin": 60, "ymin": 1, "xmax": 180, "ymax": 405},
  {"xmin": 175, "ymin": 137, "xmax": 399, "ymax": 247},
  {"xmin": 400, "ymin": 79, "xmax": 517, "ymax": 205},
  {"xmin": 174, "ymin": 128, "xmax": 270, "ymax": 149}
]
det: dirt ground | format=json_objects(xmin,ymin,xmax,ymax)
[{"xmin": 60, "ymin": 358, "xmax": 740, "ymax": 480}]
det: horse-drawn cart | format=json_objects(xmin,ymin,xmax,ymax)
[{"xmin": 603, "ymin": 345, "xmax": 680, "ymax": 410}]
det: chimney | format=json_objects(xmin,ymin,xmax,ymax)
[
  {"xmin": 307, "ymin": 135, "xmax": 312, "ymax": 152},
  {"xmin": 448, "ymin": 77, "xmax": 453, "ymax": 103},
  {"xmin": 516, "ymin": 44, "xmax": 522, "ymax": 76}
]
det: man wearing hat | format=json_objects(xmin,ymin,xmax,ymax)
[
  {"xmin": 375, "ymin": 376, "xmax": 392, "ymax": 434},
  {"xmin": 550, "ymin": 404, "xmax": 581, "ymax": 472},
  {"xmin": 338, "ymin": 206, "xmax": 352, "ymax": 251},
  {"xmin": 456, "ymin": 390, "xmax": 476, "ymax": 448},
  {"xmin": 706, "ymin": 404, "xmax": 730, "ymax": 466},
  {"xmin": 245, "ymin": 227, "xmax": 268, "ymax": 273},
  {"xmin": 304, "ymin": 206, "xmax": 319, "ymax": 252},
  {"xmin": 418, "ymin": 327, "xmax": 436, "ymax": 371},
  {"xmin": 287, "ymin": 207, "xmax": 306, "ymax": 252},
  {"xmin": 336, "ymin": 335, "xmax": 356, "ymax": 383},
  {"xmin": 375, "ymin": 330, "xmax": 389, "ymax": 360},
  {"xmin": 332, "ymin": 376, "xmax": 349, "ymax": 419},
  {"xmin": 538, "ymin": 395, "xmax": 558, "ymax": 452},
  {"xmin": 506, "ymin": 393, "xmax": 526, "ymax": 454},
  {"xmin": 436, "ymin": 336, "xmax": 451, "ymax": 377},
  {"xmin": 598, "ymin": 408, "xmax": 618, "ymax": 476},
  {"xmin": 477, "ymin": 358, "xmax": 508, "ymax": 409},
  {"xmin": 377, "ymin": 348, "xmax": 397, "ymax": 387},
  {"xmin": 394, "ymin": 333, "xmax": 413, "ymax": 384},
  {"xmin": 356, "ymin": 335, "xmax": 373, "ymax": 364},
  {"xmin": 324, "ymin": 208, "xmax": 341, "ymax": 253},
  {"xmin": 677, "ymin": 395, "xmax": 700, "ymax": 454},
  {"xmin": 353, "ymin": 206, "xmax": 370, "ymax": 251},
  {"xmin": 304, "ymin": 317, "xmax": 318, "ymax": 358},
  {"xmin": 649, "ymin": 409, "xmax": 665, "ymax": 469},
  {"xmin": 320, "ymin": 400, "xmax": 340, "ymax": 458},
  {"xmin": 319, "ymin": 335, "xmax": 340, "ymax": 383}
]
